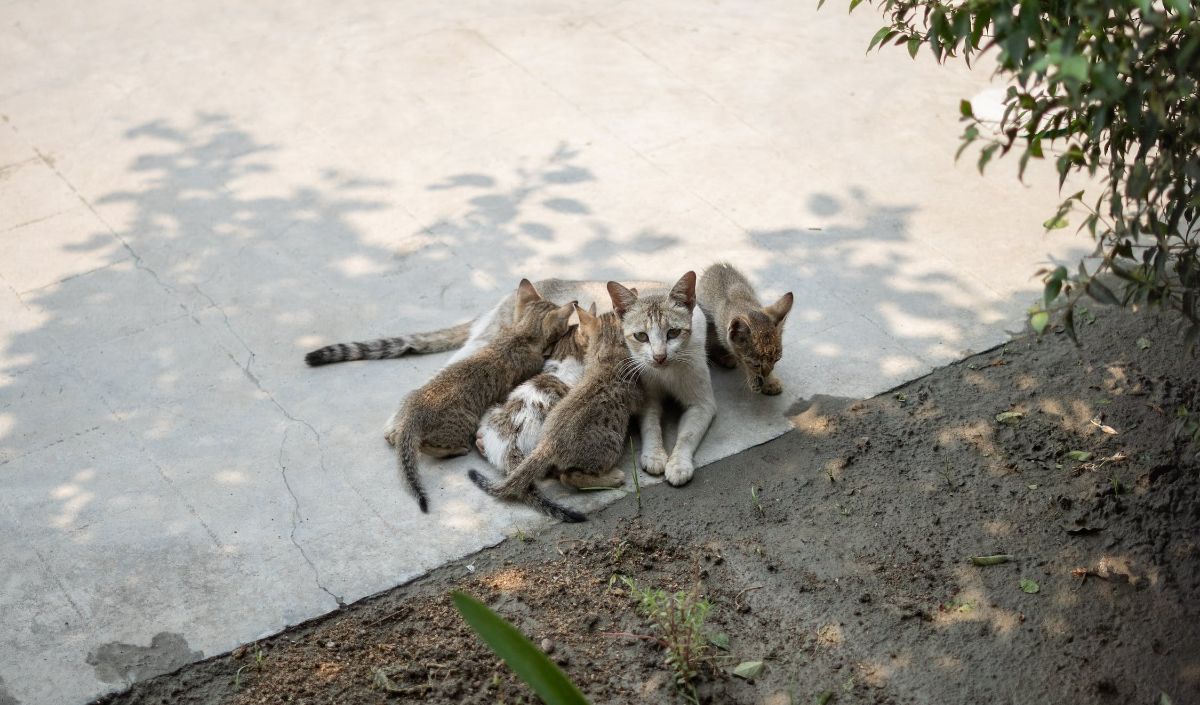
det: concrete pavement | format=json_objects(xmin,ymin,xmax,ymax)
[{"xmin": 0, "ymin": 1, "xmax": 1089, "ymax": 702}]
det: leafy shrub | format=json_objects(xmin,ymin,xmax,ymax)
[{"xmin": 838, "ymin": 0, "xmax": 1199, "ymax": 347}]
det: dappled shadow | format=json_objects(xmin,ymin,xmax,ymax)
[{"xmin": 0, "ymin": 112, "xmax": 1074, "ymax": 702}]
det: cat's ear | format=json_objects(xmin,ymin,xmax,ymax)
[
  {"xmin": 729, "ymin": 317, "xmax": 751, "ymax": 343},
  {"xmin": 574, "ymin": 301, "xmax": 598, "ymax": 333},
  {"xmin": 765, "ymin": 292, "xmax": 793, "ymax": 326},
  {"xmin": 607, "ymin": 281, "xmax": 638, "ymax": 318},
  {"xmin": 553, "ymin": 300, "xmax": 577, "ymax": 323},
  {"xmin": 587, "ymin": 301, "xmax": 597, "ymax": 316},
  {"xmin": 669, "ymin": 271, "xmax": 697, "ymax": 311},
  {"xmin": 629, "ymin": 287, "xmax": 638, "ymax": 297},
  {"xmin": 514, "ymin": 278, "xmax": 541, "ymax": 317}
]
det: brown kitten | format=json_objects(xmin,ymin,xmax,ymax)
[
  {"xmin": 467, "ymin": 306, "xmax": 644, "ymax": 522},
  {"xmin": 696, "ymin": 262, "xmax": 793, "ymax": 395},
  {"xmin": 385, "ymin": 280, "xmax": 575, "ymax": 512}
]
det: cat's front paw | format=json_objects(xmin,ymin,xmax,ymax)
[
  {"xmin": 664, "ymin": 455, "xmax": 694, "ymax": 487},
  {"xmin": 760, "ymin": 375, "xmax": 783, "ymax": 396},
  {"xmin": 640, "ymin": 447, "xmax": 669, "ymax": 476}
]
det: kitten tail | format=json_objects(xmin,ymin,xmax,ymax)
[
  {"xmin": 395, "ymin": 415, "xmax": 430, "ymax": 513},
  {"xmin": 468, "ymin": 461, "xmax": 586, "ymax": 523}
]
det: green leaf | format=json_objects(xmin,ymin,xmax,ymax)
[
  {"xmin": 867, "ymin": 26, "xmax": 891, "ymax": 52},
  {"xmin": 1136, "ymin": 337, "xmax": 1151, "ymax": 350},
  {"xmin": 1161, "ymin": 692, "xmax": 1176, "ymax": 705},
  {"xmin": 1019, "ymin": 578, "xmax": 1040, "ymax": 594},
  {"xmin": 1030, "ymin": 311, "xmax": 1050, "ymax": 334},
  {"xmin": 907, "ymin": 36, "xmax": 921, "ymax": 59},
  {"xmin": 452, "ymin": 592, "xmax": 590, "ymax": 705},
  {"xmin": 1057, "ymin": 55, "xmax": 1088, "ymax": 83},
  {"xmin": 1086, "ymin": 279, "xmax": 1121, "ymax": 306},
  {"xmin": 816, "ymin": 691, "xmax": 835, "ymax": 705},
  {"xmin": 977, "ymin": 143, "xmax": 999, "ymax": 174},
  {"xmin": 1165, "ymin": 0, "xmax": 1189, "ymax": 18},
  {"xmin": 1042, "ymin": 214, "xmax": 1069, "ymax": 230},
  {"xmin": 959, "ymin": 99, "xmax": 974, "ymax": 118},
  {"xmin": 970, "ymin": 554, "xmax": 1013, "ymax": 566},
  {"xmin": 733, "ymin": 661, "xmax": 765, "ymax": 679},
  {"xmin": 710, "ymin": 632, "xmax": 731, "ymax": 651},
  {"xmin": 1043, "ymin": 279, "xmax": 1062, "ymax": 308},
  {"xmin": 1067, "ymin": 450, "xmax": 1093, "ymax": 461},
  {"xmin": 995, "ymin": 411, "xmax": 1024, "ymax": 425},
  {"xmin": 848, "ymin": 0, "xmax": 864, "ymax": 12}
]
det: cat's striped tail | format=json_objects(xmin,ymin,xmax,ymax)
[
  {"xmin": 468, "ymin": 462, "xmax": 586, "ymax": 523},
  {"xmin": 305, "ymin": 320, "xmax": 474, "ymax": 366},
  {"xmin": 394, "ymin": 414, "xmax": 429, "ymax": 513}
]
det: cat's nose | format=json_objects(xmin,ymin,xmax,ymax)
[{"xmin": 653, "ymin": 353, "xmax": 667, "ymax": 364}]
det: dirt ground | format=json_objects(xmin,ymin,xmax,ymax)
[{"xmin": 97, "ymin": 307, "xmax": 1200, "ymax": 705}]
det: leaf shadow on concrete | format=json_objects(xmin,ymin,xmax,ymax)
[{"xmin": 0, "ymin": 112, "xmax": 1086, "ymax": 702}]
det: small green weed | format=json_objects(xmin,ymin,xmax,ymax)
[{"xmin": 621, "ymin": 576, "xmax": 711, "ymax": 704}]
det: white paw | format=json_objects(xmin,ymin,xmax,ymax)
[
  {"xmin": 664, "ymin": 455, "xmax": 695, "ymax": 487},
  {"xmin": 383, "ymin": 411, "xmax": 402, "ymax": 446},
  {"xmin": 640, "ymin": 448, "xmax": 669, "ymax": 476}
]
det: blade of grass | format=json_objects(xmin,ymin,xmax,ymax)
[{"xmin": 452, "ymin": 592, "xmax": 590, "ymax": 705}]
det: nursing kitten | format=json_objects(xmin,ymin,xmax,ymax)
[
  {"xmin": 385, "ymin": 280, "xmax": 575, "ymax": 512},
  {"xmin": 304, "ymin": 280, "xmax": 660, "ymax": 367},
  {"xmin": 696, "ymin": 263, "xmax": 793, "ymax": 396},
  {"xmin": 475, "ymin": 304, "xmax": 595, "ymax": 473},
  {"xmin": 609, "ymin": 272, "xmax": 716, "ymax": 487},
  {"xmin": 468, "ymin": 306, "xmax": 644, "ymax": 522}
]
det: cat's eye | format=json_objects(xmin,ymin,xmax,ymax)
[
  {"xmin": 666, "ymin": 328, "xmax": 682, "ymax": 339},
  {"xmin": 634, "ymin": 332, "xmax": 649, "ymax": 343}
]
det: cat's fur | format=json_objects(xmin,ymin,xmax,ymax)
[
  {"xmin": 468, "ymin": 306, "xmax": 644, "ymax": 522},
  {"xmin": 696, "ymin": 263, "xmax": 793, "ymax": 396},
  {"xmin": 609, "ymin": 272, "xmax": 716, "ymax": 487},
  {"xmin": 304, "ymin": 280, "xmax": 660, "ymax": 367},
  {"xmin": 384, "ymin": 280, "xmax": 575, "ymax": 512},
  {"xmin": 475, "ymin": 307, "xmax": 593, "ymax": 473}
]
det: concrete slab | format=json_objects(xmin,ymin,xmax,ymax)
[{"xmin": 0, "ymin": 1, "xmax": 1095, "ymax": 702}]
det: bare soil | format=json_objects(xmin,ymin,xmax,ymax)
[{"xmin": 97, "ymin": 308, "xmax": 1200, "ymax": 705}]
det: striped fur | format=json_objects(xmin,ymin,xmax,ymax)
[
  {"xmin": 468, "ymin": 308, "xmax": 643, "ymax": 522},
  {"xmin": 304, "ymin": 321, "xmax": 473, "ymax": 366},
  {"xmin": 475, "ymin": 325, "xmax": 586, "ymax": 473}
]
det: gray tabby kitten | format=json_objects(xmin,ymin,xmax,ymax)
[
  {"xmin": 696, "ymin": 263, "xmax": 793, "ymax": 396},
  {"xmin": 474, "ymin": 306, "xmax": 593, "ymax": 473},
  {"xmin": 468, "ymin": 305, "xmax": 644, "ymax": 522},
  {"xmin": 384, "ymin": 280, "xmax": 574, "ymax": 512},
  {"xmin": 304, "ymin": 280, "xmax": 659, "ymax": 367}
]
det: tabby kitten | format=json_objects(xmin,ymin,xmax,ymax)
[
  {"xmin": 696, "ymin": 263, "xmax": 793, "ymax": 396},
  {"xmin": 609, "ymin": 272, "xmax": 716, "ymax": 487},
  {"xmin": 475, "ymin": 304, "xmax": 595, "ymax": 473},
  {"xmin": 384, "ymin": 280, "xmax": 574, "ymax": 512},
  {"xmin": 468, "ymin": 305, "xmax": 644, "ymax": 522}
]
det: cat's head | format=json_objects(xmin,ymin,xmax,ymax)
[
  {"xmin": 728, "ymin": 292, "xmax": 792, "ymax": 393},
  {"xmin": 574, "ymin": 303, "xmax": 625, "ymax": 361},
  {"xmin": 512, "ymin": 279, "xmax": 576, "ymax": 350},
  {"xmin": 547, "ymin": 302, "xmax": 595, "ymax": 361},
  {"xmin": 607, "ymin": 272, "xmax": 697, "ymax": 370}
]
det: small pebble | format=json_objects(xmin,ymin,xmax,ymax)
[
  {"xmin": 325, "ymin": 641, "xmax": 336, "ymax": 649},
  {"xmin": 540, "ymin": 638, "xmax": 555, "ymax": 654}
]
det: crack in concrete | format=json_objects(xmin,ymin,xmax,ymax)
[
  {"xmin": 277, "ymin": 427, "xmax": 344, "ymax": 607},
  {"xmin": 191, "ymin": 284, "xmax": 256, "ymax": 374},
  {"xmin": 219, "ymin": 347, "xmax": 397, "ymax": 533}
]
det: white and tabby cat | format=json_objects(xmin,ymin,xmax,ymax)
[
  {"xmin": 305, "ymin": 280, "xmax": 659, "ymax": 367},
  {"xmin": 475, "ymin": 306, "xmax": 594, "ymax": 473},
  {"xmin": 609, "ymin": 272, "xmax": 716, "ymax": 487}
]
